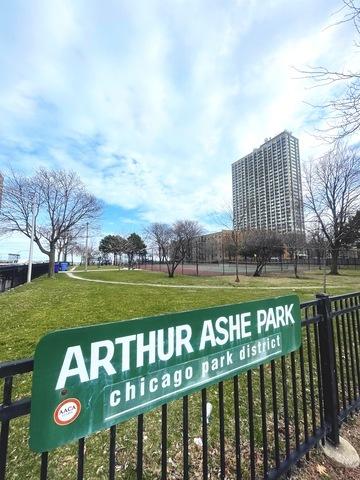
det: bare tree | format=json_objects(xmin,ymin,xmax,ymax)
[
  {"xmin": 283, "ymin": 231, "xmax": 306, "ymax": 278},
  {"xmin": 145, "ymin": 223, "xmax": 169, "ymax": 267},
  {"xmin": 306, "ymin": 225, "xmax": 329, "ymax": 269},
  {"xmin": 298, "ymin": 1, "xmax": 360, "ymax": 141},
  {"xmin": 0, "ymin": 168, "xmax": 101, "ymax": 277},
  {"xmin": 67, "ymin": 241, "xmax": 81, "ymax": 266},
  {"xmin": 213, "ymin": 206, "xmax": 243, "ymax": 282},
  {"xmin": 304, "ymin": 145, "xmax": 360, "ymax": 274},
  {"xmin": 56, "ymin": 226, "xmax": 83, "ymax": 263},
  {"xmin": 146, "ymin": 220, "xmax": 203, "ymax": 278},
  {"xmin": 240, "ymin": 230, "xmax": 285, "ymax": 277},
  {"xmin": 75, "ymin": 242, "xmax": 99, "ymax": 267}
]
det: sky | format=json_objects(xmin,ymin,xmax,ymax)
[{"xmin": 0, "ymin": 0, "xmax": 358, "ymax": 261}]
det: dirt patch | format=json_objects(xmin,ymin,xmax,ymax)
[{"xmin": 291, "ymin": 413, "xmax": 360, "ymax": 479}]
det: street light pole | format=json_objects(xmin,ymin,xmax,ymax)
[
  {"xmin": 27, "ymin": 196, "xmax": 36, "ymax": 283},
  {"xmin": 222, "ymin": 239, "xmax": 225, "ymax": 276},
  {"xmin": 84, "ymin": 222, "xmax": 89, "ymax": 272}
]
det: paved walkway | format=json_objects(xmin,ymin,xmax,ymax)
[{"xmin": 65, "ymin": 269, "xmax": 347, "ymax": 290}]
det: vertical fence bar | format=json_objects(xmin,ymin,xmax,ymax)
[
  {"xmin": 340, "ymin": 299, "xmax": 352, "ymax": 407},
  {"xmin": 247, "ymin": 370, "xmax": 256, "ymax": 480},
  {"xmin": 201, "ymin": 389, "xmax": 208, "ymax": 480},
  {"xmin": 259, "ymin": 365, "xmax": 268, "ymax": 478},
  {"xmin": 355, "ymin": 295, "xmax": 360, "ymax": 397},
  {"xmin": 306, "ymin": 322, "xmax": 316, "ymax": 435},
  {"xmin": 161, "ymin": 404, "xmax": 168, "ymax": 480},
  {"xmin": 314, "ymin": 321, "xmax": 325, "ymax": 439},
  {"xmin": 281, "ymin": 357, "xmax": 290, "ymax": 458},
  {"xmin": 137, "ymin": 414, "xmax": 144, "ymax": 480},
  {"xmin": 183, "ymin": 396, "xmax": 189, "ymax": 480},
  {"xmin": 40, "ymin": 452, "xmax": 48, "ymax": 480},
  {"xmin": 335, "ymin": 300, "xmax": 346, "ymax": 411},
  {"xmin": 351, "ymin": 296, "xmax": 360, "ymax": 398},
  {"xmin": 270, "ymin": 360, "xmax": 280, "ymax": 469},
  {"xmin": 233, "ymin": 376, "xmax": 242, "ymax": 480},
  {"xmin": 290, "ymin": 352, "xmax": 300, "ymax": 451},
  {"xmin": 316, "ymin": 294, "xmax": 339, "ymax": 445},
  {"xmin": 345, "ymin": 298, "xmax": 357, "ymax": 402},
  {"xmin": 77, "ymin": 437, "xmax": 85, "ymax": 480},
  {"xmin": 299, "ymin": 343, "xmax": 309, "ymax": 459},
  {"xmin": 218, "ymin": 382, "xmax": 226, "ymax": 480},
  {"xmin": 0, "ymin": 376, "xmax": 12, "ymax": 480},
  {"xmin": 109, "ymin": 427, "xmax": 116, "ymax": 480}
]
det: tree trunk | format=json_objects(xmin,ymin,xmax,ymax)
[
  {"xmin": 235, "ymin": 254, "xmax": 240, "ymax": 282},
  {"xmin": 167, "ymin": 262, "xmax": 174, "ymax": 278},
  {"xmin": 294, "ymin": 253, "xmax": 299, "ymax": 279},
  {"xmin": 330, "ymin": 248, "xmax": 340, "ymax": 275},
  {"xmin": 49, "ymin": 244, "xmax": 56, "ymax": 278},
  {"xmin": 253, "ymin": 263, "xmax": 264, "ymax": 277}
]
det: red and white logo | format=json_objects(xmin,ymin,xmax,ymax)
[{"xmin": 54, "ymin": 398, "xmax": 81, "ymax": 426}]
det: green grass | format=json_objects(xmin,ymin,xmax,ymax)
[
  {"xmin": 74, "ymin": 266, "xmax": 360, "ymax": 288},
  {"xmin": 1, "ymin": 269, "xmax": 359, "ymax": 479},
  {"xmin": 1, "ymin": 268, "xmax": 358, "ymax": 361}
]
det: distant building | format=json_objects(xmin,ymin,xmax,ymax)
[
  {"xmin": 8, "ymin": 253, "xmax": 20, "ymax": 263},
  {"xmin": 0, "ymin": 253, "xmax": 20, "ymax": 264},
  {"xmin": 232, "ymin": 131, "xmax": 305, "ymax": 234},
  {"xmin": 188, "ymin": 230, "xmax": 236, "ymax": 263}
]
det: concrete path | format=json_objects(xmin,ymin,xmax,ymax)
[{"xmin": 65, "ymin": 269, "xmax": 347, "ymax": 291}]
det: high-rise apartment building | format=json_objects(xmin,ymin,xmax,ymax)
[{"xmin": 232, "ymin": 130, "xmax": 305, "ymax": 234}]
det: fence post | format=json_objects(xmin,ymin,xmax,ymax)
[{"xmin": 316, "ymin": 293, "xmax": 339, "ymax": 445}]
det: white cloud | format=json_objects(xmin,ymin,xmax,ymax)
[
  {"xmin": 232, "ymin": 10, "xmax": 358, "ymax": 160},
  {"xmin": 0, "ymin": 0, "xmax": 357, "ymax": 244}
]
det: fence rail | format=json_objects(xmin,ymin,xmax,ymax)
[
  {"xmin": 1, "ymin": 292, "xmax": 360, "ymax": 479},
  {"xmin": 0, "ymin": 264, "xmax": 49, "ymax": 293}
]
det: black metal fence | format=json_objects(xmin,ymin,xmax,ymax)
[
  {"xmin": 141, "ymin": 259, "xmax": 360, "ymax": 277},
  {"xmin": 0, "ymin": 264, "xmax": 49, "ymax": 293},
  {"xmin": 1, "ymin": 292, "xmax": 360, "ymax": 479}
]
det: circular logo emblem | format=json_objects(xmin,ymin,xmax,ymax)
[{"xmin": 54, "ymin": 398, "xmax": 81, "ymax": 426}]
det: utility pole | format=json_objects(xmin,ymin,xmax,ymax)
[
  {"xmin": 222, "ymin": 239, "xmax": 225, "ymax": 275},
  {"xmin": 27, "ymin": 196, "xmax": 36, "ymax": 283},
  {"xmin": 84, "ymin": 222, "xmax": 89, "ymax": 272},
  {"xmin": 323, "ymin": 246, "xmax": 327, "ymax": 293},
  {"xmin": 196, "ymin": 241, "xmax": 199, "ymax": 276}
]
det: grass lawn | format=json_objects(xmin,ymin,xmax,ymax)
[
  {"xmin": 1, "ymin": 267, "xmax": 359, "ymax": 361},
  {"xmin": 1, "ymin": 269, "xmax": 359, "ymax": 479},
  {"xmin": 74, "ymin": 265, "xmax": 360, "ymax": 288}
]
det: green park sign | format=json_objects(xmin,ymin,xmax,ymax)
[{"xmin": 30, "ymin": 294, "xmax": 301, "ymax": 452}]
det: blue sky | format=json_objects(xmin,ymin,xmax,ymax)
[{"xmin": 0, "ymin": 0, "xmax": 358, "ymax": 260}]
